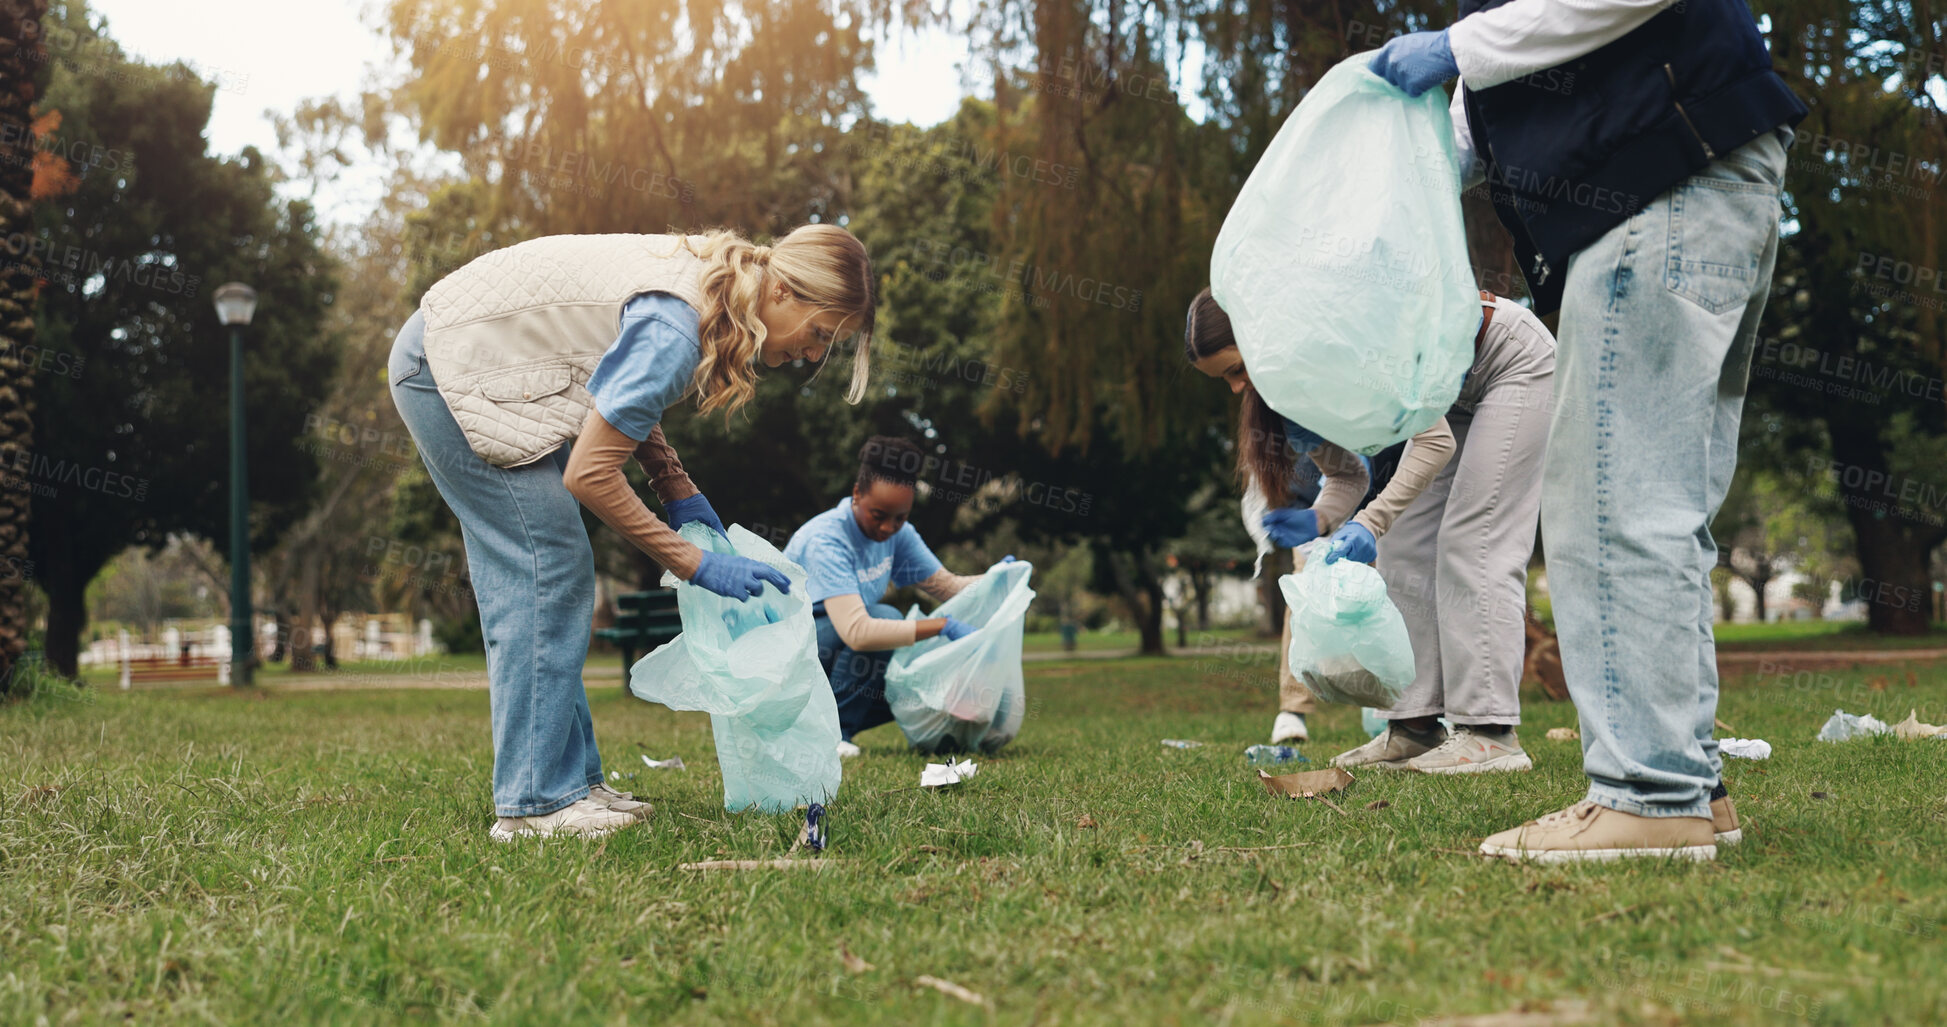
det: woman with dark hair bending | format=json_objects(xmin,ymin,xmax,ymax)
[
  {"xmin": 783, "ymin": 436, "xmax": 986, "ymax": 757},
  {"xmin": 1186, "ymin": 286, "xmax": 1554, "ymax": 775}
]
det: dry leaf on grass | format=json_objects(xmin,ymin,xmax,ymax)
[
  {"xmin": 839, "ymin": 944, "xmax": 875, "ymax": 974},
  {"xmin": 914, "ymin": 974, "xmax": 989, "ymax": 1007},
  {"xmin": 1893, "ymin": 709, "xmax": 1947, "ymax": 740},
  {"xmin": 1259, "ymin": 767, "xmax": 1354, "ymax": 799},
  {"xmin": 1076, "ymin": 815, "xmax": 1098, "ymax": 829}
]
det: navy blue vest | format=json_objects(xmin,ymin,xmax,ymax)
[{"xmin": 1457, "ymin": 0, "xmax": 1807, "ymax": 314}]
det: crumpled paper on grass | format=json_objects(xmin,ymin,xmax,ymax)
[
  {"xmin": 1719, "ymin": 738, "xmax": 1771, "ymax": 760},
  {"xmin": 1816, "ymin": 709, "xmax": 1892, "ymax": 742},
  {"xmin": 920, "ymin": 759, "xmax": 978, "ymax": 788}
]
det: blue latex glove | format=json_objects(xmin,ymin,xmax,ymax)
[
  {"xmin": 1323, "ymin": 522, "xmax": 1378, "ymax": 565},
  {"xmin": 665, "ymin": 493, "xmax": 726, "ymax": 537},
  {"xmin": 1000, "ymin": 554, "xmax": 1017, "ymax": 563},
  {"xmin": 1262, "ymin": 507, "xmax": 1321, "ymax": 549},
  {"xmin": 690, "ymin": 551, "xmax": 791, "ymax": 601},
  {"xmin": 939, "ymin": 616, "xmax": 976, "ymax": 642},
  {"xmin": 1368, "ymin": 29, "xmax": 1457, "ymax": 97}
]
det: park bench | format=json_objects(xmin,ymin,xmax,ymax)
[
  {"xmin": 122, "ymin": 654, "xmax": 224, "ymax": 686},
  {"xmin": 594, "ymin": 589, "xmax": 683, "ymax": 683}
]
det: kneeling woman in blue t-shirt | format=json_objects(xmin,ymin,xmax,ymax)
[{"xmin": 784, "ymin": 436, "xmax": 983, "ymax": 756}]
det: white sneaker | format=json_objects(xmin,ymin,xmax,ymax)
[
  {"xmin": 836, "ymin": 740, "xmax": 861, "ymax": 759},
  {"xmin": 1330, "ymin": 723, "xmax": 1445, "ymax": 769},
  {"xmin": 587, "ymin": 783, "xmax": 653, "ymax": 820},
  {"xmin": 489, "ymin": 798, "xmax": 638, "ymax": 842},
  {"xmin": 1270, "ymin": 711, "xmax": 1309, "ymax": 744},
  {"xmin": 1406, "ymin": 727, "xmax": 1534, "ymax": 775}
]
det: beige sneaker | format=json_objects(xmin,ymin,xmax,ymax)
[
  {"xmin": 1330, "ymin": 723, "xmax": 1445, "ymax": 769},
  {"xmin": 489, "ymin": 798, "xmax": 638, "ymax": 842},
  {"xmin": 1406, "ymin": 727, "xmax": 1533, "ymax": 775},
  {"xmin": 1270, "ymin": 711, "xmax": 1309, "ymax": 744},
  {"xmin": 588, "ymin": 783, "xmax": 653, "ymax": 821},
  {"xmin": 1479, "ymin": 801, "xmax": 1716, "ymax": 864},
  {"xmin": 1711, "ymin": 795, "xmax": 1742, "ymax": 847}
]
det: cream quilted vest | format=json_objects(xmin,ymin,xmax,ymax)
[{"xmin": 420, "ymin": 233, "xmax": 710, "ymax": 467}]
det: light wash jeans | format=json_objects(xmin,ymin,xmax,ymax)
[
  {"xmin": 1545, "ymin": 127, "xmax": 1791, "ymax": 819},
  {"xmin": 388, "ymin": 311, "xmax": 604, "ymax": 817}
]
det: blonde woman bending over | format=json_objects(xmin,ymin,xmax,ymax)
[{"xmin": 387, "ymin": 226, "xmax": 876, "ymax": 841}]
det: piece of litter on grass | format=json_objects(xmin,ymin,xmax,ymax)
[
  {"xmin": 839, "ymin": 944, "xmax": 875, "ymax": 974},
  {"xmin": 1720, "ymin": 737, "xmax": 1771, "ymax": 760},
  {"xmin": 920, "ymin": 759, "xmax": 978, "ymax": 788},
  {"xmin": 1258, "ymin": 766, "xmax": 1355, "ymax": 799},
  {"xmin": 799, "ymin": 803, "xmax": 827, "ymax": 852},
  {"xmin": 1160, "ymin": 739, "xmax": 1204, "ymax": 749},
  {"xmin": 1816, "ymin": 710, "xmax": 1892, "ymax": 742},
  {"xmin": 1545, "ymin": 727, "xmax": 1579, "ymax": 741},
  {"xmin": 641, "ymin": 755, "xmax": 687, "ymax": 770},
  {"xmin": 914, "ymin": 975, "xmax": 989, "ymax": 1008},
  {"xmin": 1894, "ymin": 709, "xmax": 1947, "ymax": 740},
  {"xmin": 1810, "ymin": 791, "xmax": 1831, "ymax": 801}
]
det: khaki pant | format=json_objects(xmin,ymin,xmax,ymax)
[
  {"xmin": 1277, "ymin": 300, "xmax": 1555, "ymax": 722},
  {"xmin": 1277, "ymin": 547, "xmax": 1318, "ymax": 714},
  {"xmin": 1377, "ymin": 302, "xmax": 1554, "ymax": 725}
]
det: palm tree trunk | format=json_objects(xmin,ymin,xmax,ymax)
[{"xmin": 0, "ymin": 1, "xmax": 49, "ymax": 696}]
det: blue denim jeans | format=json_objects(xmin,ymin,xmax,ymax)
[
  {"xmin": 388, "ymin": 311, "xmax": 603, "ymax": 817},
  {"xmin": 813, "ymin": 603, "xmax": 901, "ymax": 741},
  {"xmin": 1545, "ymin": 127, "xmax": 1791, "ymax": 819}
]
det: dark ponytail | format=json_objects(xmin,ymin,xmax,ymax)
[{"xmin": 1186, "ymin": 287, "xmax": 1294, "ymax": 502}]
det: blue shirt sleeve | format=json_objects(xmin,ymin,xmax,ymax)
[
  {"xmin": 890, "ymin": 526, "xmax": 945, "ymax": 588},
  {"xmin": 800, "ymin": 536, "xmax": 863, "ymax": 604},
  {"xmin": 585, "ymin": 292, "xmax": 702, "ymax": 442}
]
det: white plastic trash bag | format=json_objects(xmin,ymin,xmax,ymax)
[
  {"xmin": 884, "ymin": 560, "xmax": 1036, "ymax": 754},
  {"xmin": 1210, "ymin": 52, "xmax": 1478, "ymax": 454},
  {"xmin": 629, "ymin": 524, "xmax": 842, "ymax": 812},
  {"xmin": 1281, "ymin": 546, "xmax": 1414, "ymax": 708}
]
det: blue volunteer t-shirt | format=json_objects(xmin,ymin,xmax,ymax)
[
  {"xmin": 783, "ymin": 498, "xmax": 945, "ymax": 606},
  {"xmin": 584, "ymin": 292, "xmax": 702, "ymax": 441}
]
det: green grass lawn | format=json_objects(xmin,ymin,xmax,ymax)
[
  {"xmin": 1712, "ymin": 619, "xmax": 1947, "ymax": 651},
  {"xmin": 6, "ymin": 654, "xmax": 1946, "ymax": 1024},
  {"xmin": 77, "ymin": 652, "xmax": 501, "ymax": 689},
  {"xmin": 1023, "ymin": 626, "xmax": 1259, "ymax": 653}
]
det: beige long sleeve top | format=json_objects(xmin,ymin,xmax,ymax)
[
  {"xmin": 1297, "ymin": 443, "xmax": 1373, "ymax": 536},
  {"xmin": 823, "ymin": 569, "xmax": 982, "ymax": 652},
  {"xmin": 562, "ymin": 409, "xmax": 704, "ymax": 580},
  {"xmin": 1319, "ymin": 417, "xmax": 1458, "ymax": 541}
]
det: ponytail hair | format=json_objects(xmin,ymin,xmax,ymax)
[
  {"xmin": 1185, "ymin": 287, "xmax": 1294, "ymax": 501},
  {"xmin": 684, "ymin": 224, "xmax": 877, "ymax": 416}
]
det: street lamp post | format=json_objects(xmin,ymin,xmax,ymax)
[{"xmin": 213, "ymin": 282, "xmax": 258, "ymax": 685}]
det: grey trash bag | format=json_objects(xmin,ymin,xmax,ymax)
[{"xmin": 628, "ymin": 524, "xmax": 842, "ymax": 812}]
